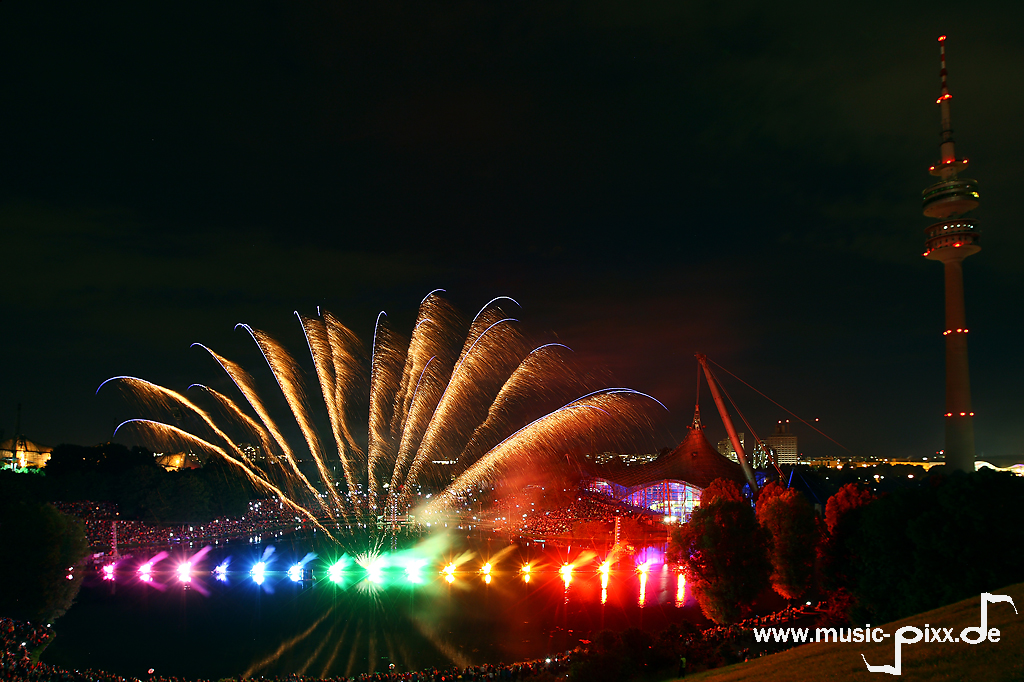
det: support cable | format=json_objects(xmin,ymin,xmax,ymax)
[
  {"xmin": 708, "ymin": 359, "xmax": 855, "ymax": 456},
  {"xmin": 706, "ymin": 365, "xmax": 783, "ymax": 479}
]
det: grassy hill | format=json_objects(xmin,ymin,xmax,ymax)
[{"xmin": 680, "ymin": 582, "xmax": 1023, "ymax": 682}]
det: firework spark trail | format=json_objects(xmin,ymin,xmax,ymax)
[
  {"xmin": 344, "ymin": 628, "xmax": 362, "ymax": 679},
  {"xmin": 192, "ymin": 344, "xmax": 329, "ymax": 514},
  {"xmin": 410, "ymin": 616, "xmax": 473, "ymax": 670},
  {"xmin": 108, "ymin": 294, "xmax": 668, "ymax": 533},
  {"xmin": 388, "ymin": 355, "xmax": 442, "ymax": 500},
  {"xmin": 99, "ymin": 377, "xmax": 264, "ymax": 468},
  {"xmin": 186, "ymin": 384, "xmax": 275, "ymax": 472},
  {"xmin": 384, "ymin": 296, "xmax": 461, "ymax": 510},
  {"xmin": 422, "ymin": 391, "xmax": 664, "ymax": 514},
  {"xmin": 242, "ymin": 605, "xmax": 335, "ymax": 678},
  {"xmin": 300, "ymin": 313, "xmax": 359, "ymax": 507},
  {"xmin": 323, "ymin": 312, "xmax": 367, "ymax": 492},
  {"xmin": 239, "ymin": 325, "xmax": 344, "ymax": 513},
  {"xmin": 367, "ymin": 314, "xmax": 407, "ymax": 511},
  {"xmin": 296, "ymin": 620, "xmax": 339, "ymax": 677},
  {"xmin": 471, "ymin": 296, "xmax": 521, "ymax": 325},
  {"xmin": 318, "ymin": 616, "xmax": 355, "ymax": 678},
  {"xmin": 367, "ymin": 629, "xmax": 378, "ymax": 674},
  {"xmin": 111, "ymin": 419, "xmax": 338, "ymax": 542},
  {"xmin": 392, "ymin": 293, "xmax": 458, "ymax": 439},
  {"xmin": 401, "ymin": 312, "xmax": 525, "ymax": 503},
  {"xmin": 454, "ymin": 343, "xmax": 583, "ymax": 476}
]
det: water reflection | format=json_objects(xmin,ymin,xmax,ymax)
[
  {"xmin": 675, "ymin": 573, "xmax": 686, "ymax": 607},
  {"xmin": 636, "ymin": 562, "xmax": 649, "ymax": 608}
]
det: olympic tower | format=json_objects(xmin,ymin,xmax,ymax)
[{"xmin": 920, "ymin": 36, "xmax": 980, "ymax": 473}]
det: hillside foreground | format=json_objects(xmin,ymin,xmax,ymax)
[{"xmin": 680, "ymin": 582, "xmax": 1023, "ymax": 682}]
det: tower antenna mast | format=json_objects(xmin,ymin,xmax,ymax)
[{"xmin": 921, "ymin": 35, "xmax": 980, "ymax": 473}]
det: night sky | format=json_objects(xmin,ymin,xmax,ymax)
[{"xmin": 3, "ymin": 1, "xmax": 1022, "ymax": 462}]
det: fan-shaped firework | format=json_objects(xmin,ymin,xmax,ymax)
[{"xmin": 100, "ymin": 293, "xmax": 665, "ymax": 538}]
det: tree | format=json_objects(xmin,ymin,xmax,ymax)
[
  {"xmin": 0, "ymin": 501, "xmax": 89, "ymax": 622},
  {"xmin": 142, "ymin": 472, "xmax": 212, "ymax": 524},
  {"xmin": 755, "ymin": 480, "xmax": 786, "ymax": 509},
  {"xmin": 669, "ymin": 496, "xmax": 770, "ymax": 624},
  {"xmin": 851, "ymin": 469, "xmax": 1024, "ymax": 623},
  {"xmin": 756, "ymin": 487, "xmax": 820, "ymax": 600},
  {"xmin": 46, "ymin": 443, "xmax": 165, "ymax": 506},
  {"xmin": 818, "ymin": 483, "xmax": 876, "ymax": 595},
  {"xmin": 700, "ymin": 478, "xmax": 744, "ymax": 506}
]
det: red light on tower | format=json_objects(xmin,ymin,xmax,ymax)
[{"xmin": 921, "ymin": 35, "xmax": 979, "ymax": 473}]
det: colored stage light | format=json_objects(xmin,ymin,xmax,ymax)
[
  {"xmin": 102, "ymin": 564, "xmax": 115, "ymax": 581},
  {"xmin": 251, "ymin": 561, "xmax": 266, "ymax": 585},
  {"xmin": 177, "ymin": 562, "xmax": 192, "ymax": 583},
  {"xmin": 327, "ymin": 560, "xmax": 345, "ymax": 584},
  {"xmin": 362, "ymin": 556, "xmax": 386, "ymax": 584},
  {"xmin": 559, "ymin": 563, "xmax": 573, "ymax": 587},
  {"xmin": 404, "ymin": 559, "xmax": 426, "ymax": 583},
  {"xmin": 288, "ymin": 564, "xmax": 303, "ymax": 582},
  {"xmin": 139, "ymin": 562, "xmax": 154, "ymax": 582}
]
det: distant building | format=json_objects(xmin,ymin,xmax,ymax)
[
  {"xmin": 580, "ymin": 409, "xmax": 746, "ymax": 523},
  {"xmin": 154, "ymin": 452, "xmax": 202, "ymax": 472},
  {"xmin": 766, "ymin": 420, "xmax": 798, "ymax": 465},
  {"xmin": 716, "ymin": 433, "xmax": 745, "ymax": 464},
  {"xmin": 799, "ymin": 456, "xmax": 840, "ymax": 468},
  {"xmin": 0, "ymin": 436, "xmax": 52, "ymax": 469},
  {"xmin": 586, "ymin": 452, "xmax": 660, "ymax": 465},
  {"xmin": 239, "ymin": 442, "xmax": 277, "ymax": 465},
  {"xmin": 239, "ymin": 442, "xmax": 262, "ymax": 462}
]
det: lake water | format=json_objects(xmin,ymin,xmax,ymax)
[{"xmin": 44, "ymin": 534, "xmax": 705, "ymax": 679}]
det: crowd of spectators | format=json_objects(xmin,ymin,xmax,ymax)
[
  {"xmin": 697, "ymin": 602, "xmax": 825, "ymax": 661},
  {"xmin": 1, "ymin": 617, "xmax": 52, "ymax": 679},
  {"xmin": 52, "ymin": 500, "xmax": 300, "ymax": 551},
  {"xmin": 519, "ymin": 491, "xmax": 660, "ymax": 537}
]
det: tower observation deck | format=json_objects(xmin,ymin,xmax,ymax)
[{"xmin": 921, "ymin": 36, "xmax": 979, "ymax": 473}]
